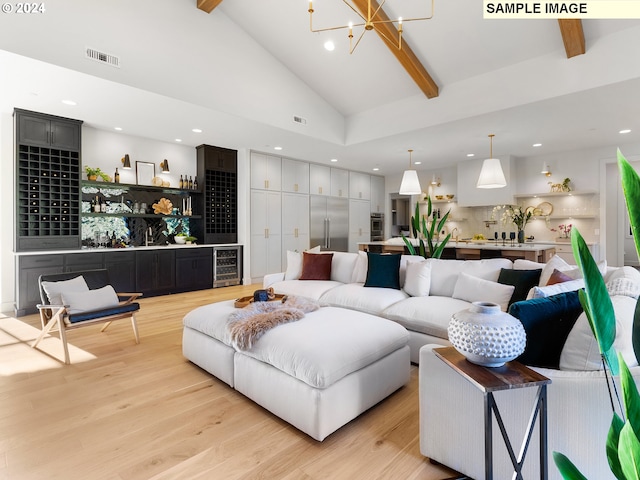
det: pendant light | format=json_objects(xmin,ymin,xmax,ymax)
[
  {"xmin": 399, "ymin": 149, "xmax": 422, "ymax": 195},
  {"xmin": 476, "ymin": 134, "xmax": 507, "ymax": 189}
]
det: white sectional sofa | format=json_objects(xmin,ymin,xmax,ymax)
[{"xmin": 264, "ymin": 250, "xmax": 517, "ymax": 363}]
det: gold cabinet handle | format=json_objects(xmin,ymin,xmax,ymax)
[
  {"xmin": 265, "ymin": 228, "xmax": 268, "ymax": 238},
  {"xmin": 295, "ymin": 228, "xmax": 298, "ymax": 238},
  {"xmin": 359, "ymin": 228, "xmax": 362, "ymax": 236},
  {"xmin": 319, "ymin": 186, "xmax": 322, "ymax": 194},
  {"xmin": 294, "ymin": 183, "xmax": 298, "ymax": 192}
]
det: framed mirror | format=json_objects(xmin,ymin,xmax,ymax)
[{"xmin": 136, "ymin": 161, "xmax": 155, "ymax": 186}]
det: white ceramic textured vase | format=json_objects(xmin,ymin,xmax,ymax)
[{"xmin": 448, "ymin": 301, "xmax": 526, "ymax": 367}]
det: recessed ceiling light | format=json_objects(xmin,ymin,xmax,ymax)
[
  {"xmin": 620, "ymin": 129, "xmax": 631, "ymax": 134},
  {"xmin": 175, "ymin": 138, "xmax": 182, "ymax": 142},
  {"xmin": 330, "ymin": 158, "xmax": 338, "ymax": 162},
  {"xmin": 114, "ymin": 127, "xmax": 123, "ymax": 131},
  {"xmin": 192, "ymin": 128, "xmax": 202, "ymax": 133},
  {"xmin": 61, "ymin": 99, "xmax": 77, "ymax": 106},
  {"xmin": 466, "ymin": 153, "xmax": 474, "ymax": 157},
  {"xmin": 414, "ymin": 161, "xmax": 422, "ymax": 165},
  {"xmin": 533, "ymin": 143, "xmax": 542, "ymax": 147},
  {"xmin": 324, "ymin": 41, "xmax": 335, "ymax": 51},
  {"xmin": 373, "ymin": 167, "xmax": 379, "ymax": 171},
  {"xmin": 274, "ymin": 146, "xmax": 283, "ymax": 151}
]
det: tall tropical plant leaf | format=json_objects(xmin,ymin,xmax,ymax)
[
  {"xmin": 553, "ymin": 452, "xmax": 588, "ymax": 480},
  {"xmin": 618, "ymin": 422, "xmax": 640, "ymax": 480},
  {"xmin": 572, "ymin": 227, "xmax": 618, "ymax": 374},
  {"xmin": 621, "ymin": 353, "xmax": 640, "ymax": 441},
  {"xmin": 608, "ymin": 413, "xmax": 626, "ymax": 479},
  {"xmin": 618, "ymin": 150, "xmax": 640, "ymax": 364}
]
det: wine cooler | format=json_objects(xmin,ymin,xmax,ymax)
[{"xmin": 213, "ymin": 245, "xmax": 243, "ymax": 287}]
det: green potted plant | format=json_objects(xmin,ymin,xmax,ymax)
[
  {"xmin": 554, "ymin": 150, "xmax": 640, "ymax": 479},
  {"xmin": 84, "ymin": 166, "xmax": 111, "ymax": 182},
  {"xmin": 174, "ymin": 232, "xmax": 187, "ymax": 244},
  {"xmin": 185, "ymin": 236, "xmax": 197, "ymax": 244},
  {"xmin": 401, "ymin": 196, "xmax": 451, "ymax": 258}
]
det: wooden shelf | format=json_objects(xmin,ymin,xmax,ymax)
[
  {"xmin": 514, "ymin": 190, "xmax": 597, "ymax": 198},
  {"xmin": 81, "ymin": 180, "xmax": 201, "ymax": 196},
  {"xmin": 82, "ymin": 212, "xmax": 201, "ymax": 219}
]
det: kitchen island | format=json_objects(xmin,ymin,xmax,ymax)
[{"xmin": 359, "ymin": 238, "xmax": 556, "ymax": 263}]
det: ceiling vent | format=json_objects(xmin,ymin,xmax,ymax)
[
  {"xmin": 293, "ymin": 115, "xmax": 307, "ymax": 126},
  {"xmin": 85, "ymin": 47, "xmax": 120, "ymax": 68}
]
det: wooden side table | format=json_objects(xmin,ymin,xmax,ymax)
[{"xmin": 434, "ymin": 347, "xmax": 551, "ymax": 480}]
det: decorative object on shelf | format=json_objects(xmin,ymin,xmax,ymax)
[
  {"xmin": 446, "ymin": 194, "xmax": 455, "ymax": 200},
  {"xmin": 435, "ymin": 195, "xmax": 444, "ymax": 200},
  {"xmin": 151, "ymin": 176, "xmax": 164, "ymax": 187},
  {"xmin": 121, "ymin": 154, "xmax": 131, "ymax": 170},
  {"xmin": 136, "ymin": 161, "xmax": 155, "ymax": 186},
  {"xmin": 307, "ymin": 0, "xmax": 435, "ymax": 54},
  {"xmin": 152, "ymin": 197, "xmax": 173, "ymax": 215},
  {"xmin": 541, "ymin": 162, "xmax": 552, "ymax": 177},
  {"xmin": 160, "ymin": 159, "xmax": 170, "ymax": 173},
  {"xmin": 549, "ymin": 177, "xmax": 572, "ymax": 193},
  {"xmin": 448, "ymin": 301, "xmax": 526, "ymax": 367},
  {"xmin": 430, "ymin": 174, "xmax": 441, "ymax": 187},
  {"xmin": 399, "ymin": 149, "xmax": 422, "ymax": 195},
  {"xmin": 174, "ymin": 233, "xmax": 187, "ymax": 244},
  {"xmin": 182, "ymin": 196, "xmax": 192, "ymax": 216},
  {"xmin": 477, "ymin": 134, "xmax": 507, "ymax": 189},
  {"xmin": 551, "ymin": 223, "xmax": 573, "ymax": 242},
  {"xmin": 84, "ymin": 166, "xmax": 111, "ymax": 182}
]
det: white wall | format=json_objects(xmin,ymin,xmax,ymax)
[{"xmin": 1, "ymin": 112, "xmax": 15, "ymax": 312}]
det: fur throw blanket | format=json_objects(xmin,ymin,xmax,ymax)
[{"xmin": 227, "ymin": 296, "xmax": 319, "ymax": 350}]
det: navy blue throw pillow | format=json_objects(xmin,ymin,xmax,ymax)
[
  {"xmin": 508, "ymin": 290, "xmax": 583, "ymax": 369},
  {"xmin": 364, "ymin": 253, "xmax": 401, "ymax": 290},
  {"xmin": 498, "ymin": 268, "xmax": 542, "ymax": 307}
]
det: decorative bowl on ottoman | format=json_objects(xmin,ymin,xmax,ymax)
[{"xmin": 447, "ymin": 301, "xmax": 526, "ymax": 367}]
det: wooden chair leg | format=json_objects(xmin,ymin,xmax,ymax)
[
  {"xmin": 32, "ymin": 312, "xmax": 61, "ymax": 349},
  {"xmin": 131, "ymin": 315, "xmax": 140, "ymax": 344},
  {"xmin": 58, "ymin": 321, "xmax": 70, "ymax": 365},
  {"xmin": 100, "ymin": 321, "xmax": 113, "ymax": 333}
]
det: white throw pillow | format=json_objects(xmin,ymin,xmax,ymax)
[
  {"xmin": 61, "ymin": 285, "xmax": 120, "ymax": 315},
  {"xmin": 606, "ymin": 266, "xmax": 640, "ymax": 299},
  {"xmin": 330, "ymin": 252, "xmax": 359, "ymax": 284},
  {"xmin": 352, "ymin": 250, "xmax": 368, "ymax": 283},
  {"xmin": 514, "ymin": 259, "xmax": 544, "ymax": 270},
  {"xmin": 560, "ymin": 295, "xmax": 638, "ymax": 371},
  {"xmin": 451, "ymin": 272, "xmax": 515, "ymax": 312},
  {"xmin": 41, "ymin": 275, "xmax": 89, "ymax": 306},
  {"xmin": 284, "ymin": 245, "xmax": 321, "ymax": 280},
  {"xmin": 531, "ymin": 279, "xmax": 585, "ymax": 299},
  {"xmin": 403, "ymin": 260, "xmax": 432, "ymax": 297},
  {"xmin": 539, "ymin": 255, "xmax": 571, "ymax": 286}
]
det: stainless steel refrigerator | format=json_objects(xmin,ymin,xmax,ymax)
[{"xmin": 310, "ymin": 195, "xmax": 348, "ymax": 252}]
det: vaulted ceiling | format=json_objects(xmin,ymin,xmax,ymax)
[{"xmin": 1, "ymin": 0, "xmax": 639, "ymax": 176}]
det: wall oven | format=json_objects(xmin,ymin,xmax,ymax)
[{"xmin": 370, "ymin": 213, "xmax": 384, "ymax": 241}]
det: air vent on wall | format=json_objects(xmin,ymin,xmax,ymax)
[
  {"xmin": 293, "ymin": 115, "xmax": 307, "ymax": 125},
  {"xmin": 85, "ymin": 47, "xmax": 120, "ymax": 68}
]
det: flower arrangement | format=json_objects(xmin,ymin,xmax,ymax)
[
  {"xmin": 558, "ymin": 223, "xmax": 572, "ymax": 238},
  {"xmin": 491, "ymin": 204, "xmax": 532, "ymax": 231}
]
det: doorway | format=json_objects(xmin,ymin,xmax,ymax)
[{"xmin": 390, "ymin": 194, "xmax": 410, "ymax": 238}]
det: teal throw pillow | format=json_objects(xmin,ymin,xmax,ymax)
[
  {"xmin": 364, "ymin": 253, "xmax": 401, "ymax": 290},
  {"xmin": 498, "ymin": 268, "xmax": 542, "ymax": 307}
]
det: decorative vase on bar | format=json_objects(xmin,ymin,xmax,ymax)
[{"xmin": 517, "ymin": 229, "xmax": 525, "ymax": 244}]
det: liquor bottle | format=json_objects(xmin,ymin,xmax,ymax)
[
  {"xmin": 94, "ymin": 195, "xmax": 101, "ymax": 213},
  {"xmin": 193, "ymin": 176, "xmax": 198, "ymax": 190},
  {"xmin": 90, "ymin": 197, "xmax": 96, "ymax": 212},
  {"xmin": 100, "ymin": 197, "xmax": 107, "ymax": 213},
  {"xmin": 188, "ymin": 176, "xmax": 193, "ymax": 189},
  {"xmin": 114, "ymin": 168, "xmax": 120, "ymax": 183},
  {"xmin": 179, "ymin": 175, "xmax": 184, "ymax": 189}
]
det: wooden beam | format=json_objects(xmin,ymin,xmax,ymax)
[
  {"xmin": 558, "ymin": 19, "xmax": 585, "ymax": 58},
  {"xmin": 197, "ymin": 0, "xmax": 223, "ymax": 14},
  {"xmin": 351, "ymin": 0, "xmax": 439, "ymax": 99}
]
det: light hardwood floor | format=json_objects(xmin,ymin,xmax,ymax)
[{"xmin": 0, "ymin": 284, "xmax": 458, "ymax": 480}]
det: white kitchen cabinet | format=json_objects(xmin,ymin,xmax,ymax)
[
  {"xmin": 310, "ymin": 164, "xmax": 331, "ymax": 196},
  {"xmin": 370, "ymin": 175, "xmax": 385, "ymax": 213},
  {"xmin": 349, "ymin": 199, "xmax": 371, "ymax": 252},
  {"xmin": 331, "ymin": 168, "xmax": 350, "ymax": 198},
  {"xmin": 250, "ymin": 190, "xmax": 282, "ymax": 280},
  {"xmin": 250, "ymin": 152, "xmax": 281, "ymax": 191},
  {"xmin": 349, "ymin": 172, "xmax": 371, "ymax": 200},
  {"xmin": 281, "ymin": 192, "xmax": 310, "ymax": 265},
  {"xmin": 282, "ymin": 158, "xmax": 309, "ymax": 194}
]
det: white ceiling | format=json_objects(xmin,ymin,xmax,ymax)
[{"xmin": 1, "ymin": 0, "xmax": 640, "ymax": 176}]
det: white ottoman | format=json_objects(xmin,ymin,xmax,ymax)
[{"xmin": 183, "ymin": 301, "xmax": 410, "ymax": 441}]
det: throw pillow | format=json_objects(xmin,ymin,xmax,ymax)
[
  {"xmin": 284, "ymin": 246, "xmax": 321, "ymax": 280},
  {"xmin": 364, "ymin": 253, "xmax": 401, "ymax": 289},
  {"xmin": 531, "ymin": 279, "xmax": 584, "ymax": 299},
  {"xmin": 560, "ymin": 295, "xmax": 639, "ymax": 371},
  {"xmin": 299, "ymin": 252, "xmax": 333, "ymax": 280},
  {"xmin": 508, "ymin": 290, "xmax": 583, "ymax": 368},
  {"xmin": 403, "ymin": 260, "xmax": 432, "ymax": 297},
  {"xmin": 451, "ymin": 273, "xmax": 515, "ymax": 312},
  {"xmin": 546, "ymin": 268, "xmax": 574, "ymax": 285},
  {"xmin": 513, "ymin": 259, "xmax": 544, "ymax": 270},
  {"xmin": 41, "ymin": 275, "xmax": 89, "ymax": 306},
  {"xmin": 606, "ymin": 266, "xmax": 640, "ymax": 299},
  {"xmin": 61, "ymin": 285, "xmax": 120, "ymax": 314},
  {"xmin": 497, "ymin": 268, "xmax": 542, "ymax": 307},
  {"xmin": 539, "ymin": 255, "xmax": 572, "ymax": 286},
  {"xmin": 352, "ymin": 250, "xmax": 368, "ymax": 283}
]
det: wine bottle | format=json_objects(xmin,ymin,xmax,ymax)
[
  {"xmin": 193, "ymin": 176, "xmax": 198, "ymax": 190},
  {"xmin": 114, "ymin": 168, "xmax": 120, "ymax": 183},
  {"xmin": 188, "ymin": 176, "xmax": 193, "ymax": 190},
  {"xmin": 90, "ymin": 197, "xmax": 96, "ymax": 212},
  {"xmin": 94, "ymin": 195, "xmax": 101, "ymax": 213},
  {"xmin": 179, "ymin": 175, "xmax": 184, "ymax": 189}
]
